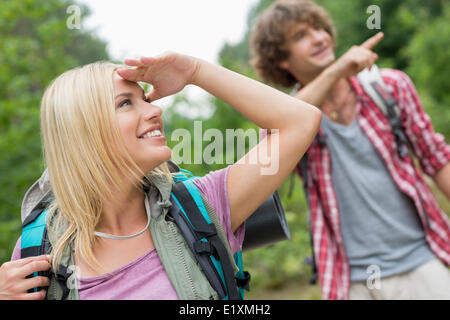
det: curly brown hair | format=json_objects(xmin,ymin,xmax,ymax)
[{"xmin": 250, "ymin": 0, "xmax": 337, "ymax": 88}]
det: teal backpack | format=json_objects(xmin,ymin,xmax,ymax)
[{"xmin": 20, "ymin": 167, "xmax": 250, "ymax": 300}]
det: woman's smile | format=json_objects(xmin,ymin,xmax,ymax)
[{"xmin": 138, "ymin": 124, "xmax": 165, "ymax": 140}]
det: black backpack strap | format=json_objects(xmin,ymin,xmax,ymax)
[
  {"xmin": 169, "ymin": 195, "xmax": 226, "ymax": 298},
  {"xmin": 171, "ymin": 181, "xmax": 240, "ymax": 300},
  {"xmin": 299, "ymin": 154, "xmax": 318, "ymax": 285},
  {"xmin": 299, "ymin": 154, "xmax": 309, "ymax": 196},
  {"xmin": 357, "ymin": 66, "xmax": 411, "ymax": 158},
  {"xmin": 52, "ymin": 265, "xmax": 72, "ymax": 300},
  {"xmin": 369, "ymin": 82, "xmax": 410, "ymax": 157}
]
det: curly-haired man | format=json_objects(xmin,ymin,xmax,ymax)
[{"xmin": 251, "ymin": 0, "xmax": 450, "ymax": 300}]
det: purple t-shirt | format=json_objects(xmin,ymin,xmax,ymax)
[{"xmin": 11, "ymin": 166, "xmax": 245, "ymax": 299}]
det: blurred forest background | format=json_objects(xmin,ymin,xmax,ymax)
[{"xmin": 1, "ymin": 0, "xmax": 449, "ymax": 299}]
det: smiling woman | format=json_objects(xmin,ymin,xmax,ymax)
[
  {"xmin": 39, "ymin": 62, "xmax": 174, "ymax": 275},
  {"xmin": 3, "ymin": 51, "xmax": 321, "ymax": 300},
  {"xmin": 113, "ymin": 73, "xmax": 172, "ymax": 174}
]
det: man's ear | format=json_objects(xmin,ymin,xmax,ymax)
[{"xmin": 278, "ymin": 60, "xmax": 290, "ymax": 71}]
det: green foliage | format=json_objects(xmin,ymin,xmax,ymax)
[
  {"xmin": 0, "ymin": 0, "xmax": 448, "ymax": 299},
  {"xmin": 405, "ymin": 2, "xmax": 450, "ymax": 137},
  {"xmin": 0, "ymin": 0, "xmax": 109, "ymax": 263}
]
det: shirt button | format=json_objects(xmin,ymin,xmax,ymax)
[{"xmin": 331, "ymin": 208, "xmax": 338, "ymax": 215}]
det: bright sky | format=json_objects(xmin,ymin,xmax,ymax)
[{"xmin": 76, "ymin": 0, "xmax": 259, "ymax": 115}]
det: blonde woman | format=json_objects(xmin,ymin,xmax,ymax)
[{"xmin": 1, "ymin": 52, "xmax": 321, "ymax": 300}]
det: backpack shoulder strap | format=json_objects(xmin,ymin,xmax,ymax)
[
  {"xmin": 298, "ymin": 154, "xmax": 319, "ymax": 285},
  {"xmin": 21, "ymin": 208, "xmax": 52, "ymax": 295},
  {"xmin": 357, "ymin": 66, "xmax": 410, "ymax": 157},
  {"xmin": 170, "ymin": 178, "xmax": 244, "ymax": 300},
  {"xmin": 357, "ymin": 65, "xmax": 400, "ymax": 117},
  {"xmin": 21, "ymin": 209, "xmax": 51, "ymax": 259},
  {"xmin": 21, "ymin": 208, "xmax": 75, "ymax": 300},
  {"xmin": 21, "ymin": 169, "xmax": 52, "ymax": 224}
]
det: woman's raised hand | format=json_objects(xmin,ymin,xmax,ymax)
[{"xmin": 117, "ymin": 52, "xmax": 200, "ymax": 102}]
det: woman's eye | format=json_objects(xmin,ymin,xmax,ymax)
[
  {"xmin": 119, "ymin": 99, "xmax": 131, "ymax": 108},
  {"xmin": 144, "ymin": 97, "xmax": 151, "ymax": 103}
]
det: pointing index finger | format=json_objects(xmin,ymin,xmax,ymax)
[{"xmin": 361, "ymin": 32, "xmax": 384, "ymax": 50}]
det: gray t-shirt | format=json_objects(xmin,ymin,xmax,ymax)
[{"xmin": 321, "ymin": 115, "xmax": 435, "ymax": 282}]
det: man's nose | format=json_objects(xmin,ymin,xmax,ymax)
[{"xmin": 310, "ymin": 29, "xmax": 326, "ymax": 44}]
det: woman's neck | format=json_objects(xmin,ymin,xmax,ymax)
[{"xmin": 96, "ymin": 183, "xmax": 148, "ymax": 236}]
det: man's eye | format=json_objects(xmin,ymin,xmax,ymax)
[
  {"xmin": 294, "ymin": 32, "xmax": 305, "ymax": 40},
  {"xmin": 119, "ymin": 99, "xmax": 131, "ymax": 108}
]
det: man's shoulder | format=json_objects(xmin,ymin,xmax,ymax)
[
  {"xmin": 378, "ymin": 68, "xmax": 413, "ymax": 89},
  {"xmin": 352, "ymin": 68, "xmax": 414, "ymax": 100}
]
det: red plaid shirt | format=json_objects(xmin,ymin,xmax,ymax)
[{"xmin": 298, "ymin": 69, "xmax": 450, "ymax": 300}]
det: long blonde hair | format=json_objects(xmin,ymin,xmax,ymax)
[{"xmin": 40, "ymin": 61, "xmax": 172, "ymax": 273}]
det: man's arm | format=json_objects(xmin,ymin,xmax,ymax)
[
  {"xmin": 432, "ymin": 161, "xmax": 450, "ymax": 200},
  {"xmin": 293, "ymin": 65, "xmax": 340, "ymax": 106},
  {"xmin": 294, "ymin": 32, "xmax": 383, "ymax": 106},
  {"xmin": 389, "ymin": 70, "xmax": 450, "ymax": 200}
]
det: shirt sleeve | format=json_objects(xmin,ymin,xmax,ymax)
[
  {"xmin": 10, "ymin": 236, "xmax": 22, "ymax": 261},
  {"xmin": 384, "ymin": 69, "xmax": 450, "ymax": 176},
  {"xmin": 192, "ymin": 166, "xmax": 245, "ymax": 253}
]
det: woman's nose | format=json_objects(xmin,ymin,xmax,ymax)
[{"xmin": 142, "ymin": 103, "xmax": 163, "ymax": 122}]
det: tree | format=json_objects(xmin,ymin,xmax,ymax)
[{"xmin": 405, "ymin": 2, "xmax": 450, "ymax": 137}]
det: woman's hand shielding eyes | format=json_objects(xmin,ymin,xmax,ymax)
[{"xmin": 117, "ymin": 52, "xmax": 200, "ymax": 102}]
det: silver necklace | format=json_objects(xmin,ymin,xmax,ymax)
[{"xmin": 94, "ymin": 196, "xmax": 151, "ymax": 240}]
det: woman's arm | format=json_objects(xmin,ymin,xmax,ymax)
[
  {"xmin": 191, "ymin": 59, "xmax": 321, "ymax": 231},
  {"xmin": 117, "ymin": 52, "xmax": 321, "ymax": 231}
]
